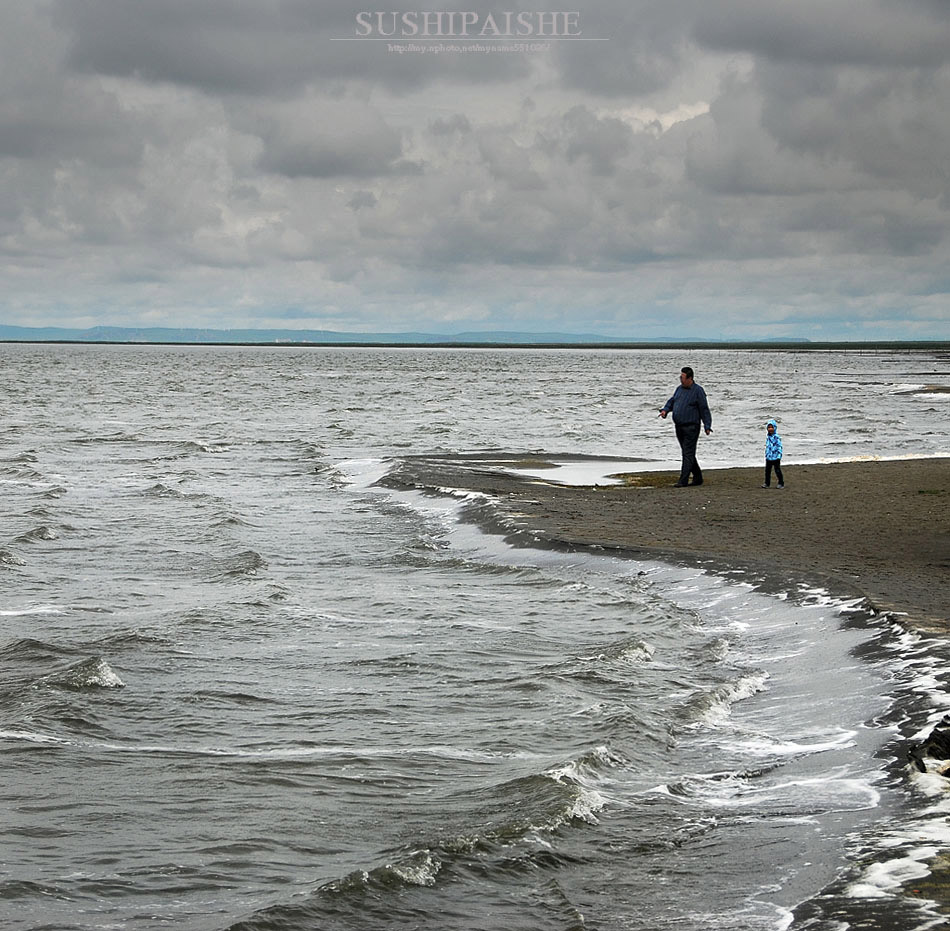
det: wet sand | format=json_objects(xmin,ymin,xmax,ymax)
[{"xmin": 383, "ymin": 456, "xmax": 950, "ymax": 631}]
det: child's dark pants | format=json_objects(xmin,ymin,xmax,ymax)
[{"xmin": 765, "ymin": 459, "xmax": 784, "ymax": 487}]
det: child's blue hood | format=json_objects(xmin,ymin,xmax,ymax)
[{"xmin": 767, "ymin": 419, "xmax": 778, "ymax": 430}]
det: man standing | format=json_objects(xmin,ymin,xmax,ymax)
[{"xmin": 659, "ymin": 366, "xmax": 712, "ymax": 487}]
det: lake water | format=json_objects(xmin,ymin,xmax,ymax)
[{"xmin": 2, "ymin": 343, "xmax": 950, "ymax": 930}]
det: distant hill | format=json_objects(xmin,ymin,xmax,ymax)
[{"xmin": 0, "ymin": 324, "xmax": 815, "ymax": 346}]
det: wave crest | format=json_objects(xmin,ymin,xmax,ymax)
[
  {"xmin": 50, "ymin": 657, "xmax": 125, "ymax": 690},
  {"xmin": 209, "ymin": 550, "xmax": 267, "ymax": 580},
  {"xmin": 0, "ymin": 547, "xmax": 26, "ymax": 567},
  {"xmin": 15, "ymin": 525, "xmax": 58, "ymax": 543}
]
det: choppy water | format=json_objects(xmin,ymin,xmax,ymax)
[{"xmin": 2, "ymin": 343, "xmax": 950, "ymax": 931}]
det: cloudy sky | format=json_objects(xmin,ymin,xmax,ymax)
[{"xmin": 2, "ymin": 1, "xmax": 949, "ymax": 339}]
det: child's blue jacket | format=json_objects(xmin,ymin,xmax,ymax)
[{"xmin": 765, "ymin": 419, "xmax": 783, "ymax": 459}]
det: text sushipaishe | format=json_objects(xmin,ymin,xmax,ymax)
[{"xmin": 355, "ymin": 11, "xmax": 582, "ymax": 37}]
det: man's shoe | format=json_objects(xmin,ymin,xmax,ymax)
[
  {"xmin": 778, "ymin": 484, "xmax": 785, "ymax": 489},
  {"xmin": 691, "ymin": 480, "xmax": 703, "ymax": 486},
  {"xmin": 761, "ymin": 484, "xmax": 770, "ymax": 488},
  {"xmin": 672, "ymin": 482, "xmax": 688, "ymax": 487}
]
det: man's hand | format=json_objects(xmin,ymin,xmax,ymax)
[
  {"xmin": 659, "ymin": 410, "xmax": 667, "ymax": 418},
  {"xmin": 704, "ymin": 428, "xmax": 711, "ymax": 435}
]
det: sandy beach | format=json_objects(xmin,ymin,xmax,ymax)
[{"xmin": 383, "ymin": 455, "xmax": 950, "ymax": 631}]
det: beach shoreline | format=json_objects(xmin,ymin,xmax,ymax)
[
  {"xmin": 380, "ymin": 452, "xmax": 950, "ymax": 917},
  {"xmin": 381, "ymin": 455, "xmax": 950, "ymax": 632}
]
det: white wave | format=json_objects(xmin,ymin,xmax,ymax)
[
  {"xmin": 842, "ymin": 810, "xmax": 950, "ymax": 916},
  {"xmin": 92, "ymin": 741, "xmax": 541, "ymax": 762},
  {"xmin": 771, "ymin": 907, "xmax": 797, "ymax": 931},
  {"xmin": 0, "ymin": 729, "xmax": 68, "ymax": 744},
  {"xmin": 0, "ymin": 605, "xmax": 65, "ymax": 617},
  {"xmin": 547, "ymin": 744, "xmax": 625, "ymax": 779},
  {"xmin": 89, "ymin": 662, "xmax": 124, "ymax": 688},
  {"xmin": 582, "ymin": 640, "xmax": 655, "ymax": 667},
  {"xmin": 724, "ymin": 729, "xmax": 859, "ymax": 758},
  {"xmin": 910, "ymin": 768, "xmax": 950, "ymax": 801},
  {"xmin": 617, "ymin": 641, "xmax": 655, "ymax": 664},
  {"xmin": 543, "ymin": 746, "xmax": 619, "ymax": 825},
  {"xmin": 0, "ymin": 478, "xmax": 54, "ymax": 488},
  {"xmin": 54, "ymin": 657, "xmax": 125, "ymax": 690},
  {"xmin": 434, "ymin": 486, "xmax": 493, "ymax": 503},
  {"xmin": 333, "ymin": 457, "xmax": 395, "ymax": 488},
  {"xmin": 698, "ymin": 671, "xmax": 771, "ymax": 726},
  {"xmin": 846, "ymin": 849, "xmax": 935, "ymax": 898},
  {"xmin": 891, "ymin": 382, "xmax": 950, "ymax": 399},
  {"xmin": 0, "ymin": 548, "xmax": 26, "ymax": 566},
  {"xmin": 742, "ymin": 774, "xmax": 881, "ymax": 811},
  {"xmin": 650, "ymin": 763, "xmax": 883, "ymax": 816},
  {"xmin": 559, "ymin": 785, "xmax": 607, "ymax": 825},
  {"xmin": 387, "ymin": 851, "xmax": 441, "ymax": 887}
]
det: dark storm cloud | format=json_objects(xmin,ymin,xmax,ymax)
[
  {"xmin": 551, "ymin": 1, "xmax": 697, "ymax": 97},
  {"xmin": 658, "ymin": 0, "xmax": 950, "ymax": 268},
  {"xmin": 0, "ymin": 87, "xmax": 147, "ymax": 167},
  {"xmin": 0, "ymin": 5, "xmax": 142, "ymax": 167},
  {"xmin": 55, "ymin": 0, "xmax": 352, "ymax": 94},
  {"xmin": 561, "ymin": 106, "xmax": 634, "ymax": 176},
  {"xmin": 756, "ymin": 62, "xmax": 950, "ymax": 199},
  {"xmin": 253, "ymin": 104, "xmax": 411, "ymax": 179},
  {"xmin": 692, "ymin": 0, "xmax": 950, "ymax": 68},
  {"xmin": 53, "ymin": 0, "xmax": 532, "ymax": 95}
]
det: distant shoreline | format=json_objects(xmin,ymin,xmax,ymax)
[{"xmin": 3, "ymin": 339, "xmax": 950, "ymax": 351}]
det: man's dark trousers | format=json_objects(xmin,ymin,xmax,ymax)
[{"xmin": 675, "ymin": 422, "xmax": 702, "ymax": 485}]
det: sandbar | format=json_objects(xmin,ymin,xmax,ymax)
[{"xmin": 382, "ymin": 455, "xmax": 950, "ymax": 631}]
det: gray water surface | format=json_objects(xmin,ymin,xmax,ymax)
[{"xmin": 2, "ymin": 344, "xmax": 949, "ymax": 930}]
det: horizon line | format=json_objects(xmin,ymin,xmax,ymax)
[{"xmin": 3, "ymin": 338, "xmax": 949, "ymax": 351}]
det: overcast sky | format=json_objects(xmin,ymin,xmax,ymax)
[{"xmin": 1, "ymin": 1, "xmax": 948, "ymax": 339}]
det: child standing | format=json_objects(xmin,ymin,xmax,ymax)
[{"xmin": 762, "ymin": 419, "xmax": 784, "ymax": 488}]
